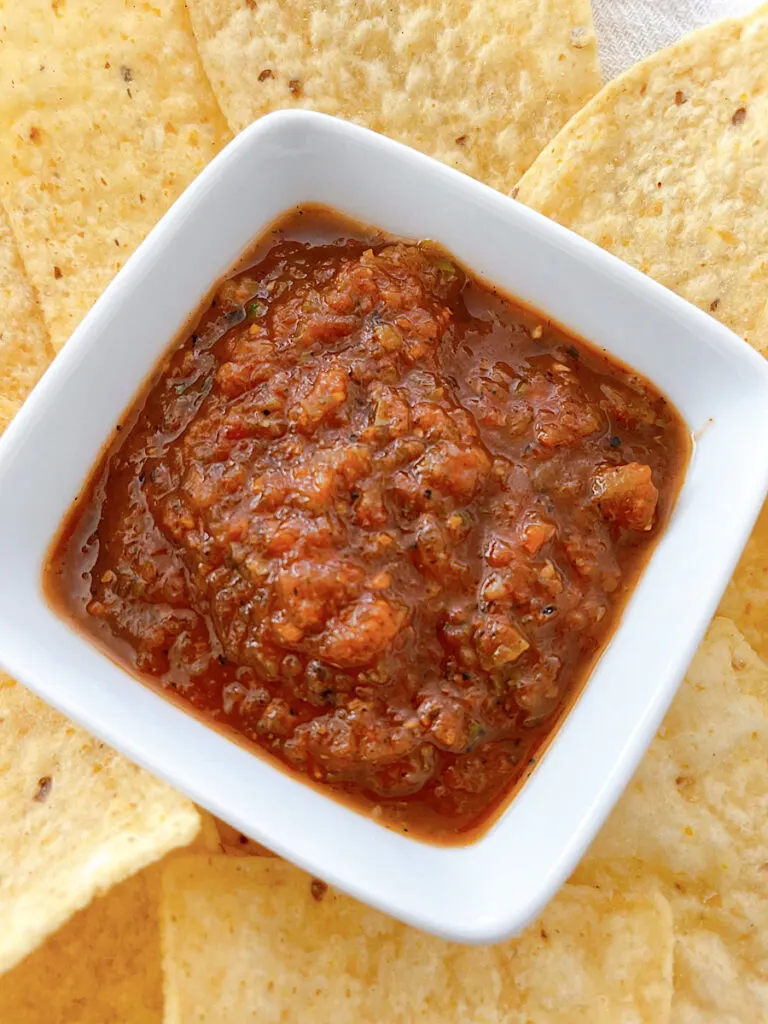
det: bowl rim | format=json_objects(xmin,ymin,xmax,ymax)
[{"xmin": 1, "ymin": 109, "xmax": 768, "ymax": 943}]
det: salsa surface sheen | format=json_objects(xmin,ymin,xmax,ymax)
[{"xmin": 47, "ymin": 207, "xmax": 689, "ymax": 844}]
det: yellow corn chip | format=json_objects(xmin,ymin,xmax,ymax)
[
  {"xmin": 0, "ymin": 868, "xmax": 162, "ymax": 1023},
  {"xmin": 575, "ymin": 617, "xmax": 768, "ymax": 893},
  {"xmin": 161, "ymin": 855, "xmax": 673, "ymax": 1023},
  {"xmin": 0, "ymin": 205, "xmax": 52, "ymax": 433},
  {"xmin": 212, "ymin": 817, "xmax": 275, "ymax": 857},
  {"xmin": 666, "ymin": 889, "xmax": 767, "ymax": 1024},
  {"xmin": 572, "ymin": 618, "xmax": 768, "ymax": 1020},
  {"xmin": 0, "ymin": 0, "xmax": 231, "ymax": 349},
  {"xmin": 719, "ymin": 502, "xmax": 768, "ymax": 664},
  {"xmin": 186, "ymin": 0, "xmax": 601, "ymax": 194},
  {"xmin": 194, "ymin": 810, "xmax": 224, "ymax": 853},
  {"xmin": 0, "ymin": 676, "xmax": 200, "ymax": 975},
  {"xmin": 0, "ymin": 832, "xmax": 228, "ymax": 1023},
  {"xmin": 517, "ymin": 4, "xmax": 768, "ymax": 353},
  {"xmin": 516, "ymin": 3, "xmax": 768, "ymax": 710}
]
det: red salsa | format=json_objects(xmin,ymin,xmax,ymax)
[{"xmin": 46, "ymin": 208, "xmax": 689, "ymax": 843}]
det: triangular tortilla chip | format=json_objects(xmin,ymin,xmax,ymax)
[
  {"xmin": 517, "ymin": 4, "xmax": 768, "ymax": 353},
  {"xmin": 0, "ymin": 0, "xmax": 231, "ymax": 348},
  {"xmin": 186, "ymin": 0, "xmax": 601, "ymax": 192},
  {"xmin": 0, "ymin": 677, "xmax": 200, "ymax": 974},
  {"xmin": 0, "ymin": 867, "xmax": 162, "ymax": 1023}
]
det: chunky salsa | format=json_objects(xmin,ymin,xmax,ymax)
[{"xmin": 46, "ymin": 207, "xmax": 689, "ymax": 843}]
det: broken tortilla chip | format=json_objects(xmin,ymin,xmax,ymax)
[
  {"xmin": 0, "ymin": 676, "xmax": 200, "ymax": 975},
  {"xmin": 186, "ymin": 0, "xmax": 601, "ymax": 193},
  {"xmin": 517, "ymin": 4, "xmax": 768, "ymax": 354},
  {"xmin": 161, "ymin": 856, "xmax": 673, "ymax": 1023},
  {"xmin": 0, "ymin": 0, "xmax": 231, "ymax": 349}
]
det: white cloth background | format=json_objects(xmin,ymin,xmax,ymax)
[{"xmin": 593, "ymin": 0, "xmax": 764, "ymax": 79}]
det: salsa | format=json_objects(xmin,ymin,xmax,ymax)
[{"xmin": 46, "ymin": 207, "xmax": 689, "ymax": 844}]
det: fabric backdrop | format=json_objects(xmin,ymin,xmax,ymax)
[{"xmin": 593, "ymin": 0, "xmax": 764, "ymax": 78}]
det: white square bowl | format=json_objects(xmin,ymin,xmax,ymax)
[{"xmin": 1, "ymin": 111, "xmax": 767, "ymax": 944}]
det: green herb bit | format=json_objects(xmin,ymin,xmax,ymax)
[{"xmin": 246, "ymin": 300, "xmax": 268, "ymax": 320}]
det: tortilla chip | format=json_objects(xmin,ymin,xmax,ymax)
[
  {"xmin": 516, "ymin": 4, "xmax": 768, "ymax": 353},
  {"xmin": 0, "ymin": 0, "xmax": 231, "ymax": 350},
  {"xmin": 0, "ymin": 205, "xmax": 52, "ymax": 434},
  {"xmin": 666, "ymin": 889, "xmax": 768, "ymax": 1024},
  {"xmin": 0, "ymin": 834, "xmax": 225, "ymax": 1024},
  {"xmin": 193, "ymin": 810, "xmax": 224, "ymax": 853},
  {"xmin": 186, "ymin": 0, "xmax": 601, "ymax": 194},
  {"xmin": 0, "ymin": 868, "xmax": 162, "ymax": 1023},
  {"xmin": 719, "ymin": 501, "xmax": 768, "ymax": 664},
  {"xmin": 212, "ymin": 818, "xmax": 275, "ymax": 857},
  {"xmin": 571, "ymin": 618, "xmax": 768, "ymax": 1020},
  {"xmin": 0, "ymin": 676, "xmax": 200, "ymax": 975},
  {"xmin": 574, "ymin": 617, "xmax": 768, "ymax": 892},
  {"xmin": 161, "ymin": 855, "xmax": 673, "ymax": 1023}
]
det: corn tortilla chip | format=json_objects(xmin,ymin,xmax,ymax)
[
  {"xmin": 517, "ymin": 4, "xmax": 768, "ymax": 353},
  {"xmin": 0, "ymin": 676, "xmax": 200, "ymax": 975},
  {"xmin": 0, "ymin": 833, "xmax": 225, "ymax": 1024},
  {"xmin": 719, "ymin": 501, "xmax": 768, "ymax": 664},
  {"xmin": 0, "ymin": 205, "xmax": 52, "ymax": 434},
  {"xmin": 666, "ymin": 889, "xmax": 768, "ymax": 1024},
  {"xmin": 161, "ymin": 855, "xmax": 673, "ymax": 1023},
  {"xmin": 0, "ymin": 867, "xmax": 162, "ymax": 1023},
  {"xmin": 212, "ymin": 817, "xmax": 275, "ymax": 857},
  {"xmin": 515, "ymin": 4, "xmax": 768, "ymax": 744},
  {"xmin": 194, "ymin": 809, "xmax": 224, "ymax": 853},
  {"xmin": 186, "ymin": 0, "xmax": 601, "ymax": 194},
  {"xmin": 0, "ymin": 0, "xmax": 231, "ymax": 350},
  {"xmin": 571, "ymin": 618, "xmax": 768, "ymax": 1020}
]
